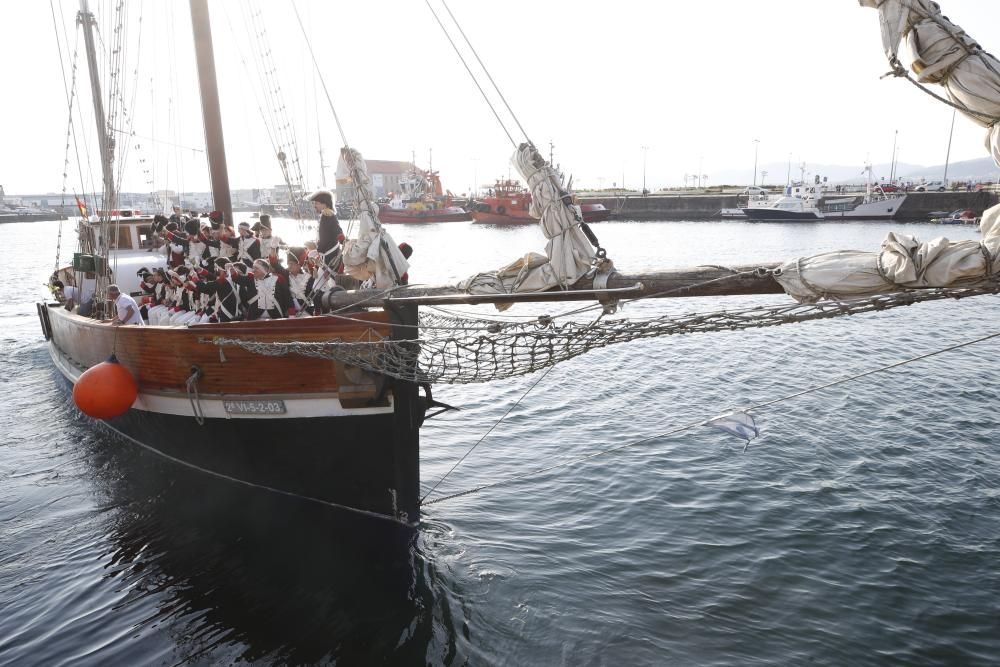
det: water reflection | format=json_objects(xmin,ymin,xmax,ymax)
[{"xmin": 85, "ymin": 432, "xmax": 461, "ymax": 664}]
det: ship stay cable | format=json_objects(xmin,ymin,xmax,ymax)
[
  {"xmin": 221, "ymin": 3, "xmax": 282, "ymax": 154},
  {"xmin": 438, "ymin": 0, "xmax": 533, "ymax": 145},
  {"xmin": 421, "ymin": 328, "xmax": 1000, "ymax": 506},
  {"xmin": 870, "ymin": 0, "xmax": 1000, "ymax": 129},
  {"xmin": 99, "ymin": 325, "xmax": 998, "ymax": 523},
  {"xmin": 59, "ymin": 1, "xmax": 98, "ymax": 212},
  {"xmin": 290, "ymin": 2, "xmax": 383, "ymax": 240},
  {"xmin": 208, "ymin": 282, "xmax": 1000, "ymax": 386},
  {"xmin": 50, "ymin": 0, "xmax": 86, "ymax": 274},
  {"xmin": 419, "ymin": 365, "xmax": 555, "ymax": 504},
  {"xmin": 241, "ymin": 1, "xmax": 307, "ymax": 217},
  {"xmin": 422, "ymin": 0, "xmax": 518, "ymax": 148}
]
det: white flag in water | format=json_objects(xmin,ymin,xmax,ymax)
[{"xmin": 707, "ymin": 411, "xmax": 759, "ymax": 450}]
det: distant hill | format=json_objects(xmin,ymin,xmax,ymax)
[
  {"xmin": 709, "ymin": 157, "xmax": 999, "ymax": 188},
  {"xmin": 897, "ymin": 157, "xmax": 1000, "ymax": 183}
]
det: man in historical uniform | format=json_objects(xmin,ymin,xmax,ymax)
[
  {"xmin": 307, "ymin": 190, "xmax": 344, "ymax": 270},
  {"xmin": 256, "ymin": 214, "xmax": 283, "ymax": 261},
  {"xmin": 163, "ymin": 221, "xmax": 188, "ymax": 269},
  {"xmin": 168, "ymin": 204, "xmax": 183, "ymax": 225},
  {"xmin": 183, "ymin": 218, "xmax": 209, "ymax": 268},
  {"xmin": 270, "ymin": 249, "xmax": 313, "ymax": 316},
  {"xmin": 235, "ymin": 221, "xmax": 261, "ymax": 267},
  {"xmin": 237, "ymin": 258, "xmax": 290, "ymax": 320},
  {"xmin": 201, "ymin": 257, "xmax": 243, "ymax": 323}
]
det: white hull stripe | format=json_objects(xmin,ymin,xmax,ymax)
[{"xmin": 49, "ymin": 344, "xmax": 394, "ymax": 419}]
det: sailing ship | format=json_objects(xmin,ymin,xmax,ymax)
[
  {"xmin": 37, "ymin": 0, "xmax": 1000, "ymax": 527},
  {"xmin": 40, "ymin": 0, "xmax": 424, "ymax": 525}
]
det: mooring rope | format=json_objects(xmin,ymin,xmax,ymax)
[
  {"xmin": 93, "ymin": 420, "xmax": 414, "ymax": 528},
  {"xmin": 423, "ymin": 0, "xmax": 517, "ymax": 148},
  {"xmin": 422, "ymin": 328, "xmax": 1000, "ymax": 506},
  {"xmin": 419, "ymin": 364, "xmax": 555, "ymax": 504}
]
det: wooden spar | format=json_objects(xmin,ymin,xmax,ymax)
[
  {"xmin": 383, "ymin": 283, "xmax": 648, "ymax": 306},
  {"xmin": 189, "ymin": 0, "xmax": 234, "ymax": 226},
  {"xmin": 78, "ymin": 0, "xmax": 115, "ymax": 214},
  {"xmin": 322, "ymin": 264, "xmax": 785, "ymax": 309}
]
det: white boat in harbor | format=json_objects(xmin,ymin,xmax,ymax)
[
  {"xmin": 741, "ymin": 195, "xmax": 823, "ymax": 221},
  {"xmin": 742, "ymin": 168, "xmax": 906, "ymax": 222}
]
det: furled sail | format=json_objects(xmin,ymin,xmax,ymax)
[
  {"xmin": 774, "ymin": 2, "xmax": 1000, "ymax": 303},
  {"xmin": 859, "ymin": 0, "xmax": 1000, "ymax": 164},
  {"xmin": 776, "ymin": 206, "xmax": 1000, "ymax": 302},
  {"xmin": 340, "ymin": 148, "xmax": 410, "ymax": 288},
  {"xmin": 459, "ymin": 143, "xmax": 597, "ymax": 296}
]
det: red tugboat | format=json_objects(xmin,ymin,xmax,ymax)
[
  {"xmin": 378, "ymin": 169, "xmax": 472, "ymax": 223},
  {"xmin": 471, "ymin": 179, "xmax": 610, "ymax": 224}
]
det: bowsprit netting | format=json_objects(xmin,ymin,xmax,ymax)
[{"xmin": 206, "ymin": 285, "xmax": 1000, "ymax": 385}]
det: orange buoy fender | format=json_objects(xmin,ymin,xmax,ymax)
[{"xmin": 73, "ymin": 355, "xmax": 138, "ymax": 419}]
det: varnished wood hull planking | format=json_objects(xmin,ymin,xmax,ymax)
[
  {"xmin": 46, "ymin": 305, "xmax": 393, "ymax": 395},
  {"xmin": 43, "ymin": 303, "xmax": 424, "ymax": 523}
]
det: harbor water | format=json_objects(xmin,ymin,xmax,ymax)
[{"xmin": 2, "ymin": 218, "xmax": 999, "ymax": 665}]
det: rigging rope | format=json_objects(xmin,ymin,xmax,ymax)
[
  {"xmin": 290, "ymin": 0, "xmax": 379, "ymax": 242},
  {"xmin": 206, "ymin": 282, "xmax": 1000, "ymax": 386},
  {"xmin": 879, "ymin": 0, "xmax": 1000, "ymax": 126},
  {"xmin": 423, "ymin": 0, "xmax": 517, "ymax": 148},
  {"xmin": 438, "ymin": 0, "xmax": 532, "ymax": 145},
  {"xmin": 420, "ymin": 364, "xmax": 555, "ymax": 503},
  {"xmin": 422, "ymin": 328, "xmax": 1000, "ymax": 506}
]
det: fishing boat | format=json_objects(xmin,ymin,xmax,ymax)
[
  {"xmin": 37, "ymin": 0, "xmax": 1000, "ymax": 527},
  {"xmin": 821, "ymin": 165, "xmax": 907, "ymax": 220},
  {"xmin": 378, "ymin": 169, "xmax": 471, "ymax": 223},
  {"xmin": 471, "ymin": 179, "xmax": 611, "ymax": 224}
]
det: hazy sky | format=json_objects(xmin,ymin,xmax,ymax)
[{"xmin": 2, "ymin": 0, "xmax": 999, "ymax": 196}]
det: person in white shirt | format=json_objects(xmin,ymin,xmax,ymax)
[
  {"xmin": 61, "ymin": 281, "xmax": 97, "ymax": 316},
  {"xmin": 107, "ymin": 284, "xmax": 144, "ymax": 326}
]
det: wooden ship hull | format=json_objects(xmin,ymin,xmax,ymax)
[
  {"xmin": 38, "ymin": 303, "xmax": 425, "ymax": 525},
  {"xmin": 377, "ymin": 205, "xmax": 472, "ymax": 223},
  {"xmin": 472, "ymin": 201, "xmax": 610, "ymax": 225}
]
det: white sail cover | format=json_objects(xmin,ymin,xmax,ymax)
[
  {"xmin": 460, "ymin": 143, "xmax": 596, "ymax": 295},
  {"xmin": 776, "ymin": 2, "xmax": 1000, "ymax": 303},
  {"xmin": 859, "ymin": 0, "xmax": 1000, "ymax": 164},
  {"xmin": 340, "ymin": 148, "xmax": 409, "ymax": 289},
  {"xmin": 775, "ymin": 206, "xmax": 1000, "ymax": 302}
]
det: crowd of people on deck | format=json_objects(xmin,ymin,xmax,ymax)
[{"xmin": 51, "ymin": 190, "xmax": 414, "ymax": 326}]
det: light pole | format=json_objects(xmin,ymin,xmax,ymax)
[
  {"xmin": 889, "ymin": 129, "xmax": 898, "ymax": 183},
  {"xmin": 943, "ymin": 109, "xmax": 956, "ymax": 184},
  {"xmin": 641, "ymin": 145, "xmax": 649, "ymax": 196},
  {"xmin": 753, "ymin": 139, "xmax": 760, "ymax": 187}
]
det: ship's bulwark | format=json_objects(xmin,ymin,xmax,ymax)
[{"xmin": 44, "ymin": 303, "xmax": 423, "ymax": 525}]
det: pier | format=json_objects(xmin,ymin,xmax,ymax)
[{"xmin": 579, "ymin": 190, "xmax": 1000, "ymax": 221}]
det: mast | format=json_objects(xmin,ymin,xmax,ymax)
[
  {"xmin": 77, "ymin": 0, "xmax": 114, "ymax": 215},
  {"xmin": 189, "ymin": 0, "xmax": 233, "ymax": 225}
]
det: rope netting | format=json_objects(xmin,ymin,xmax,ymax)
[{"xmin": 207, "ymin": 283, "xmax": 1000, "ymax": 385}]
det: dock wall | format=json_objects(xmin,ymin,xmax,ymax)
[{"xmin": 580, "ymin": 191, "xmax": 1000, "ymax": 221}]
